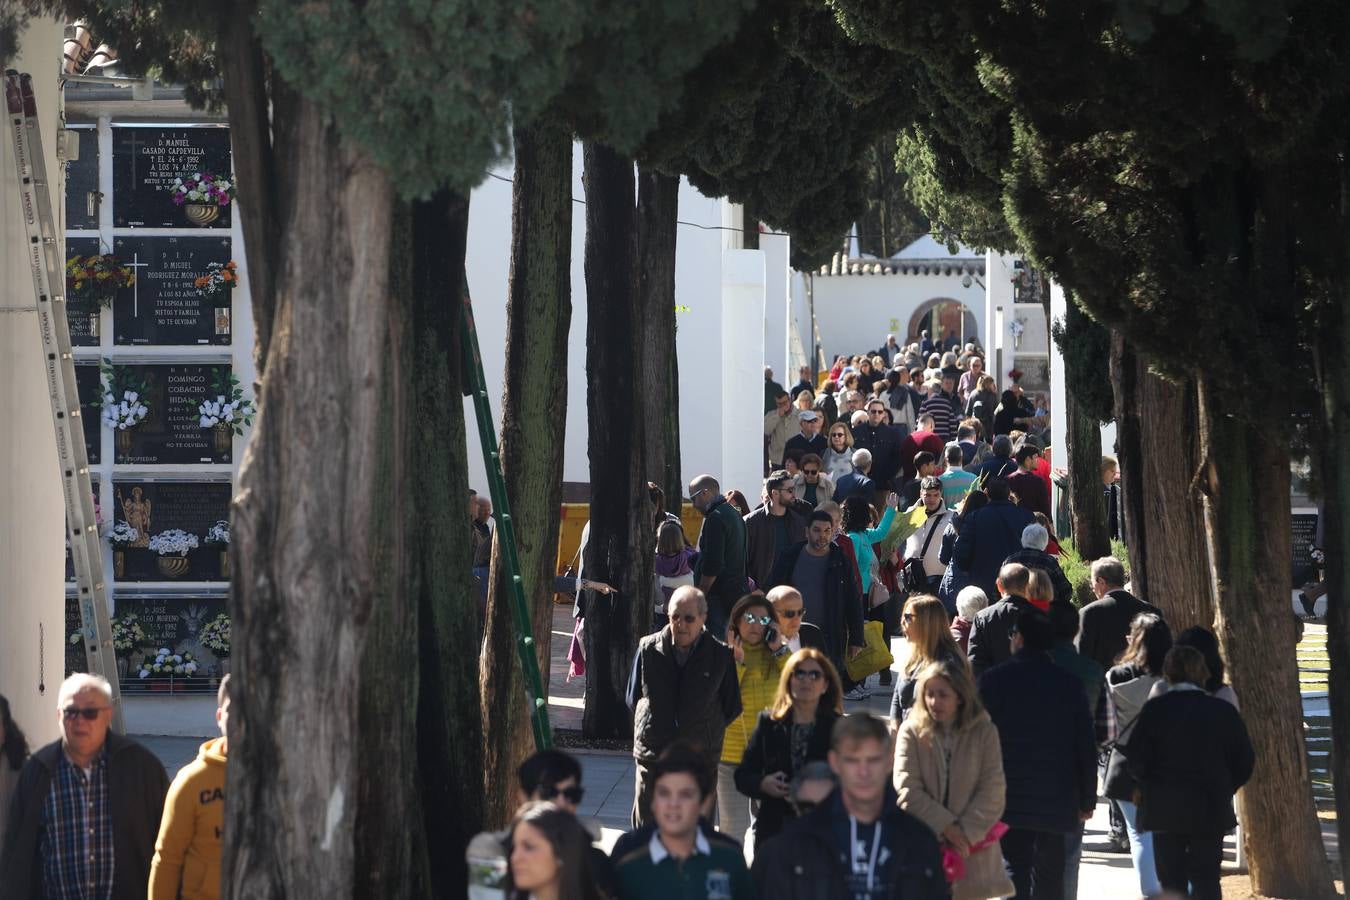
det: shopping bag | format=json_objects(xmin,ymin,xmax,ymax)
[{"xmin": 845, "ymin": 620, "xmax": 894, "ymax": 682}]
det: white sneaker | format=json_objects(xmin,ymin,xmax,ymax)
[{"xmin": 844, "ymin": 685, "xmax": 870, "ymax": 701}]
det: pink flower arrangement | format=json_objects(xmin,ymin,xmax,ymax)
[{"xmin": 168, "ymin": 172, "xmax": 235, "ymax": 207}]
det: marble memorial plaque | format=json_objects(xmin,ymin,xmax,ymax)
[
  {"xmin": 114, "ymin": 363, "xmax": 232, "ymax": 465},
  {"xmin": 112, "ymin": 236, "xmax": 231, "ymax": 345},
  {"xmin": 112, "ymin": 480, "xmax": 230, "ymax": 582},
  {"xmin": 65, "ymin": 595, "xmax": 86, "ymax": 677},
  {"xmin": 64, "ymin": 475, "xmax": 101, "ymax": 582},
  {"xmin": 75, "ymin": 362, "xmax": 101, "ymax": 463},
  {"xmin": 65, "ymin": 127, "xmax": 100, "ymax": 229},
  {"xmin": 1292, "ymin": 511, "xmax": 1318, "ymax": 585},
  {"xmin": 112, "ymin": 126, "xmax": 231, "ymax": 229},
  {"xmin": 64, "ymin": 236, "xmax": 103, "ymax": 346},
  {"xmin": 114, "ymin": 595, "xmax": 228, "ymax": 679}
]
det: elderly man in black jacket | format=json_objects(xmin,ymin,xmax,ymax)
[
  {"xmin": 978, "ymin": 610, "xmax": 1097, "ymax": 900},
  {"xmin": 764, "ymin": 512, "xmax": 865, "ymax": 684},
  {"xmin": 1077, "ymin": 555, "xmax": 1161, "ymax": 671},
  {"xmin": 1, "ymin": 674, "xmax": 168, "ymax": 900},
  {"xmin": 1003, "ymin": 522, "xmax": 1074, "ymax": 606},
  {"xmin": 966, "ymin": 562, "xmax": 1036, "ymax": 676},
  {"xmin": 626, "ymin": 586, "xmax": 742, "ymax": 828}
]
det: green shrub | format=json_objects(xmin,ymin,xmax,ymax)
[{"xmin": 1058, "ymin": 538, "xmax": 1132, "ymax": 608}]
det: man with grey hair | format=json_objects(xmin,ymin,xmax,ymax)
[
  {"xmin": 1077, "ymin": 556, "xmax": 1161, "ymax": 671},
  {"xmin": 1003, "ymin": 523, "xmax": 1074, "ymax": 606},
  {"xmin": 689, "ymin": 474, "xmax": 748, "ymax": 636},
  {"xmin": 1, "ymin": 673, "xmax": 168, "ymax": 898},
  {"xmin": 831, "ymin": 448, "xmax": 876, "ymax": 503},
  {"xmin": 975, "ymin": 434, "xmax": 1017, "ymax": 482},
  {"xmin": 626, "ymin": 586, "xmax": 741, "ymax": 827}
]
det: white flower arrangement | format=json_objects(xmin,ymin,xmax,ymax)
[
  {"xmin": 101, "ymin": 389, "xmax": 149, "ymax": 430},
  {"xmin": 198, "ymin": 395, "xmax": 253, "ymax": 431},
  {"xmin": 137, "ymin": 647, "xmax": 199, "ymax": 679},
  {"xmin": 109, "ymin": 520, "xmax": 139, "ymax": 548},
  {"xmin": 198, "ymin": 613, "xmax": 230, "ymax": 656},
  {"xmin": 147, "ymin": 529, "xmax": 199, "ymax": 557},
  {"xmin": 205, "ymin": 520, "xmax": 230, "ymax": 546}
]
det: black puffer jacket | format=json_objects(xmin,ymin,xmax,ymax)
[{"xmin": 626, "ymin": 628, "xmax": 741, "ymax": 767}]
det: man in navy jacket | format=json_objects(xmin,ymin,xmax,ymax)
[{"xmin": 952, "ymin": 477, "xmax": 1036, "ymax": 601}]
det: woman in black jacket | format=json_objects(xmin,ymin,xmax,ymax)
[
  {"xmin": 734, "ymin": 648, "xmax": 843, "ymax": 853},
  {"xmin": 1126, "ymin": 646, "xmax": 1255, "ymax": 900}
]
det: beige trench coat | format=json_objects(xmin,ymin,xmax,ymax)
[{"xmin": 895, "ymin": 712, "xmax": 1014, "ymax": 900}]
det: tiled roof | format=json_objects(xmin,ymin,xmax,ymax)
[{"xmin": 818, "ymin": 253, "xmax": 986, "ymax": 277}]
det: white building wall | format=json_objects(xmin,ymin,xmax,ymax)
[
  {"xmin": 760, "ymin": 230, "xmax": 790, "ymax": 382},
  {"xmin": 1, "ymin": 19, "xmax": 69, "ymax": 747},
  {"xmin": 809, "ymin": 274, "xmax": 984, "ymax": 367}
]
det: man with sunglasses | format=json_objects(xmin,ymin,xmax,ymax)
[
  {"xmin": 688, "ymin": 475, "xmax": 749, "ymax": 636},
  {"xmin": 1, "ymin": 674, "xmax": 168, "ymax": 899},
  {"xmin": 766, "ymin": 586, "xmax": 826, "ymax": 654},
  {"xmin": 744, "ymin": 471, "xmax": 808, "ymax": 590}
]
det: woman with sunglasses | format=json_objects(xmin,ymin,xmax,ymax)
[
  {"xmin": 717, "ymin": 594, "xmax": 786, "ymax": 846},
  {"xmin": 821, "ymin": 423, "xmax": 855, "ymax": 482},
  {"xmin": 890, "ymin": 594, "xmax": 967, "ymax": 722},
  {"xmin": 894, "ymin": 659, "xmax": 1013, "ymax": 900},
  {"xmin": 733, "ymin": 648, "xmax": 844, "ymax": 852}
]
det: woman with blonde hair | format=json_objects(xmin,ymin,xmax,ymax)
[
  {"xmin": 895, "ymin": 659, "xmax": 1013, "ymax": 900},
  {"xmin": 1025, "ymin": 568, "xmax": 1053, "ymax": 612},
  {"xmin": 734, "ymin": 648, "xmax": 842, "ymax": 852},
  {"xmin": 821, "ymin": 421, "xmax": 855, "ymax": 481},
  {"xmin": 890, "ymin": 594, "xmax": 966, "ymax": 722}
]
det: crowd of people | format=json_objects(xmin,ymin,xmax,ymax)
[{"xmin": 0, "ymin": 337, "xmax": 1259, "ymax": 900}]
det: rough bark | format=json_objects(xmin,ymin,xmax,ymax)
[
  {"xmin": 224, "ymin": 93, "xmax": 415, "ymax": 897},
  {"xmin": 581, "ymin": 143, "xmax": 654, "ymax": 738},
  {"xmin": 1196, "ymin": 377, "xmax": 1334, "ymax": 898},
  {"xmin": 480, "ymin": 117, "xmax": 573, "ymax": 827},
  {"xmin": 637, "ymin": 168, "xmax": 682, "ymax": 516},
  {"xmin": 1064, "ymin": 386, "xmax": 1108, "ymax": 561},
  {"xmin": 1109, "ymin": 334, "xmax": 1213, "ymax": 631},
  {"xmin": 405, "ymin": 192, "xmax": 483, "ymax": 894},
  {"xmin": 218, "ymin": 4, "xmax": 284, "ymax": 373}
]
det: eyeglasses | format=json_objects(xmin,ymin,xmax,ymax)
[
  {"xmin": 777, "ymin": 608, "xmax": 803, "ymax": 619},
  {"xmin": 792, "ymin": 669, "xmax": 824, "ymax": 681},
  {"xmin": 61, "ymin": 707, "xmax": 107, "ymax": 721},
  {"xmin": 742, "ymin": 613, "xmax": 773, "ymax": 626},
  {"xmin": 539, "ymin": 784, "xmax": 585, "ymax": 805},
  {"xmin": 670, "ymin": 613, "xmax": 701, "ymax": 625}
]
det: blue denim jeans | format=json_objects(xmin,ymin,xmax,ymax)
[
  {"xmin": 1063, "ymin": 821, "xmax": 1084, "ymax": 899},
  {"xmin": 1116, "ymin": 799, "xmax": 1161, "ymax": 897}
]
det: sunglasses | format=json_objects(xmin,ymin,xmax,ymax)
[
  {"xmin": 742, "ymin": 613, "xmax": 773, "ymax": 626},
  {"xmin": 539, "ymin": 784, "xmax": 585, "ymax": 805},
  {"xmin": 802, "ymin": 469, "xmax": 819, "ymax": 476},
  {"xmin": 670, "ymin": 613, "xmax": 700, "ymax": 625},
  {"xmin": 777, "ymin": 608, "xmax": 803, "ymax": 619},
  {"xmin": 831, "ymin": 432, "xmax": 847, "ymax": 438},
  {"xmin": 61, "ymin": 707, "xmax": 106, "ymax": 721},
  {"xmin": 792, "ymin": 669, "xmax": 824, "ymax": 681}
]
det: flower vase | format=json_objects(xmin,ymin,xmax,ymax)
[
  {"xmin": 219, "ymin": 549, "xmax": 230, "ymax": 579},
  {"xmin": 157, "ymin": 555, "xmax": 190, "ymax": 578},
  {"xmin": 184, "ymin": 202, "xmax": 220, "ymax": 226},
  {"xmin": 115, "ymin": 427, "xmax": 132, "ymax": 455},
  {"xmin": 214, "ymin": 424, "xmax": 232, "ymax": 455},
  {"xmin": 113, "ymin": 549, "xmax": 125, "ymax": 579}
]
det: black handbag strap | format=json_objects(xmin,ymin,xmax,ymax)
[{"xmin": 917, "ymin": 512, "xmax": 945, "ymax": 559}]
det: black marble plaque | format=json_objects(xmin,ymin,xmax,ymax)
[
  {"xmin": 114, "ymin": 595, "xmax": 228, "ymax": 679},
  {"xmin": 65, "ymin": 595, "xmax": 87, "ymax": 677},
  {"xmin": 63, "ymin": 476, "xmax": 101, "ymax": 582},
  {"xmin": 114, "ymin": 364, "xmax": 232, "ymax": 465},
  {"xmin": 65, "ymin": 236, "xmax": 103, "ymax": 346},
  {"xmin": 75, "ymin": 362, "xmax": 101, "ymax": 463},
  {"xmin": 112, "ymin": 480, "xmax": 230, "ymax": 582},
  {"xmin": 112, "ymin": 126, "xmax": 231, "ymax": 229},
  {"xmin": 64, "ymin": 127, "xmax": 100, "ymax": 229},
  {"xmin": 112, "ymin": 236, "xmax": 232, "ymax": 345},
  {"xmin": 1293, "ymin": 511, "xmax": 1318, "ymax": 585}
]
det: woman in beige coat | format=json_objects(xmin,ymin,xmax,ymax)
[{"xmin": 895, "ymin": 658, "xmax": 1013, "ymax": 900}]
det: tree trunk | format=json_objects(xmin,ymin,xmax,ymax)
[
  {"xmin": 1195, "ymin": 376, "xmax": 1335, "ymax": 898},
  {"xmin": 404, "ymin": 192, "xmax": 484, "ymax": 895},
  {"xmin": 637, "ymin": 168, "xmax": 682, "ymax": 516},
  {"xmin": 1109, "ymin": 333, "xmax": 1213, "ymax": 631},
  {"xmin": 1064, "ymin": 387, "xmax": 1108, "ymax": 562},
  {"xmin": 480, "ymin": 117, "xmax": 574, "ymax": 827},
  {"xmin": 742, "ymin": 202, "xmax": 760, "ymax": 250},
  {"xmin": 224, "ymin": 94, "xmax": 420, "ymax": 897},
  {"xmin": 581, "ymin": 143, "xmax": 654, "ymax": 738}
]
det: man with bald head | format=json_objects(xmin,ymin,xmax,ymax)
[
  {"xmin": 966, "ymin": 562, "xmax": 1038, "ymax": 676},
  {"xmin": 767, "ymin": 585, "xmax": 826, "ymax": 654},
  {"xmin": 689, "ymin": 474, "xmax": 748, "ymax": 635},
  {"xmin": 627, "ymin": 586, "xmax": 742, "ymax": 827}
]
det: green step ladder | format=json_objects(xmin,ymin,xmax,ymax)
[{"xmin": 459, "ymin": 289, "xmax": 553, "ymax": 751}]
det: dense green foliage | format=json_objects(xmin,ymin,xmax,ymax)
[{"xmin": 1051, "ymin": 295, "xmax": 1114, "ymax": 424}]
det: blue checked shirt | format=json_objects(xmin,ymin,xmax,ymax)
[{"xmin": 40, "ymin": 750, "xmax": 114, "ymax": 900}]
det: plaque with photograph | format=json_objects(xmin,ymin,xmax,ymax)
[
  {"xmin": 112, "ymin": 236, "xmax": 232, "ymax": 345},
  {"xmin": 113, "ymin": 363, "xmax": 233, "ymax": 465},
  {"xmin": 112, "ymin": 126, "xmax": 231, "ymax": 229},
  {"xmin": 111, "ymin": 480, "xmax": 230, "ymax": 582},
  {"xmin": 64, "ymin": 236, "xmax": 103, "ymax": 346},
  {"xmin": 65, "ymin": 127, "xmax": 100, "ymax": 230}
]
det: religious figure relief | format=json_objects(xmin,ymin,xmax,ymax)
[
  {"xmin": 178, "ymin": 603, "xmax": 213, "ymax": 662},
  {"xmin": 118, "ymin": 485, "xmax": 152, "ymax": 547}
]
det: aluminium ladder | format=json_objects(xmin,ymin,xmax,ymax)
[
  {"xmin": 5, "ymin": 70, "xmax": 124, "ymax": 731},
  {"xmin": 460, "ymin": 289, "xmax": 552, "ymax": 751}
]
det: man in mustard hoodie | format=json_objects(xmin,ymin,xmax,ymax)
[{"xmin": 149, "ymin": 674, "xmax": 230, "ymax": 899}]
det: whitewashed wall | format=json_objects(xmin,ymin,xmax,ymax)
[{"xmin": 808, "ymin": 273, "xmax": 984, "ymax": 367}]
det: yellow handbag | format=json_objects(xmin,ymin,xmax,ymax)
[{"xmin": 845, "ymin": 620, "xmax": 895, "ymax": 682}]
